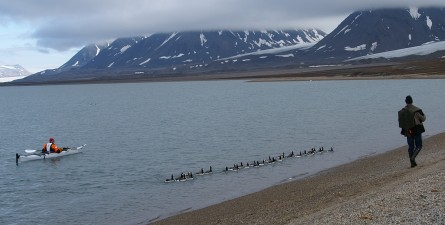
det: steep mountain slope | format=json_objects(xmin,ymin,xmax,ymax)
[
  {"xmin": 17, "ymin": 29, "xmax": 325, "ymax": 82},
  {"xmin": 82, "ymin": 29, "xmax": 325, "ymax": 70},
  {"xmin": 59, "ymin": 43, "xmax": 111, "ymax": 71},
  {"xmin": 34, "ymin": 43, "xmax": 111, "ymax": 77},
  {"xmin": 310, "ymin": 7, "xmax": 445, "ymax": 60},
  {"xmin": 14, "ymin": 7, "xmax": 445, "ymax": 84}
]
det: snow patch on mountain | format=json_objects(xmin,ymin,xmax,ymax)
[
  {"xmin": 334, "ymin": 25, "xmax": 349, "ymax": 38},
  {"xmin": 139, "ymin": 58, "xmax": 151, "ymax": 65},
  {"xmin": 0, "ymin": 65, "xmax": 31, "ymax": 77},
  {"xmin": 0, "ymin": 64, "xmax": 31, "ymax": 82},
  {"xmin": 409, "ymin": 7, "xmax": 421, "ymax": 20},
  {"xmin": 345, "ymin": 44, "xmax": 367, "ymax": 51},
  {"xmin": 315, "ymin": 45, "xmax": 326, "ymax": 51},
  {"xmin": 295, "ymin": 35, "xmax": 305, "ymax": 43},
  {"xmin": 96, "ymin": 45, "xmax": 101, "ymax": 56},
  {"xmin": 0, "ymin": 76, "xmax": 27, "ymax": 83},
  {"xmin": 311, "ymin": 29, "xmax": 325, "ymax": 40},
  {"xmin": 158, "ymin": 33, "xmax": 177, "ymax": 50},
  {"xmin": 349, "ymin": 41, "xmax": 445, "ymax": 60},
  {"xmin": 1, "ymin": 65, "xmax": 15, "ymax": 70},
  {"xmin": 277, "ymin": 54, "xmax": 294, "ymax": 58},
  {"xmin": 255, "ymin": 38, "xmax": 272, "ymax": 47},
  {"xmin": 120, "ymin": 45, "xmax": 131, "ymax": 53},
  {"xmin": 200, "ymin": 33, "xmax": 207, "ymax": 46},
  {"xmin": 426, "ymin": 16, "xmax": 432, "ymax": 29},
  {"xmin": 371, "ymin": 42, "xmax": 378, "ymax": 51},
  {"xmin": 219, "ymin": 42, "xmax": 316, "ymax": 60}
]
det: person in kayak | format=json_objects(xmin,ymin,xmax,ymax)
[{"xmin": 42, "ymin": 138, "xmax": 63, "ymax": 154}]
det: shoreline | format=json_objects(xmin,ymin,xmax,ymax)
[
  {"xmin": 248, "ymin": 73, "xmax": 445, "ymax": 82},
  {"xmin": 150, "ymin": 132, "xmax": 445, "ymax": 224},
  {"xmin": 3, "ymin": 73, "xmax": 445, "ymax": 87},
  {"xmin": 2, "ymin": 59, "xmax": 445, "ymax": 86}
]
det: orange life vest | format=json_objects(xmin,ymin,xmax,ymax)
[{"xmin": 43, "ymin": 143, "xmax": 62, "ymax": 153}]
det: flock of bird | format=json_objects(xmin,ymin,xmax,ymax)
[{"xmin": 165, "ymin": 146, "xmax": 334, "ymax": 183}]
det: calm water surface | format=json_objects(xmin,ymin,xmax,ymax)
[{"xmin": 1, "ymin": 79, "xmax": 444, "ymax": 225}]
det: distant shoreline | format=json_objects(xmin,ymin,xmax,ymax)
[
  {"xmin": 2, "ymin": 60, "xmax": 445, "ymax": 86},
  {"xmin": 3, "ymin": 73, "xmax": 444, "ymax": 87},
  {"xmin": 249, "ymin": 73, "xmax": 445, "ymax": 82},
  {"xmin": 150, "ymin": 132, "xmax": 445, "ymax": 224}
]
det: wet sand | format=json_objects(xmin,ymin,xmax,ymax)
[{"xmin": 150, "ymin": 132, "xmax": 445, "ymax": 225}]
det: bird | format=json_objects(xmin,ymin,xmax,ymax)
[
  {"xmin": 204, "ymin": 166, "xmax": 213, "ymax": 174},
  {"xmin": 165, "ymin": 174, "xmax": 175, "ymax": 183},
  {"xmin": 196, "ymin": 168, "xmax": 205, "ymax": 176},
  {"xmin": 287, "ymin": 151, "xmax": 294, "ymax": 158},
  {"xmin": 185, "ymin": 172, "xmax": 194, "ymax": 180}
]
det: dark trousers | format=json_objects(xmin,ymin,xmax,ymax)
[{"xmin": 407, "ymin": 133, "xmax": 422, "ymax": 158}]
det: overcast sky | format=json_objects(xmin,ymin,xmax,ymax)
[{"xmin": 1, "ymin": 0, "xmax": 445, "ymax": 73}]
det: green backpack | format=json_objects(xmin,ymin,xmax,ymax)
[{"xmin": 398, "ymin": 108, "xmax": 415, "ymax": 130}]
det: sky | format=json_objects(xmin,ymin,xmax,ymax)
[{"xmin": 1, "ymin": 0, "xmax": 445, "ymax": 73}]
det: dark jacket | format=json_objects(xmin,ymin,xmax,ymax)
[{"xmin": 398, "ymin": 104, "xmax": 426, "ymax": 136}]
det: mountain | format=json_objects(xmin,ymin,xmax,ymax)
[
  {"xmin": 80, "ymin": 37, "xmax": 144, "ymax": 69},
  {"xmin": 309, "ymin": 7, "xmax": 445, "ymax": 61},
  {"xmin": 0, "ymin": 65, "xmax": 31, "ymax": 78},
  {"xmin": 14, "ymin": 7, "xmax": 445, "ymax": 84},
  {"xmin": 350, "ymin": 40, "xmax": 445, "ymax": 61},
  {"xmin": 230, "ymin": 7, "xmax": 445, "ymax": 66},
  {"xmin": 34, "ymin": 43, "xmax": 111, "ymax": 77},
  {"xmin": 18, "ymin": 29, "xmax": 325, "ymax": 82},
  {"xmin": 82, "ymin": 30, "xmax": 325, "ymax": 70},
  {"xmin": 59, "ymin": 43, "xmax": 111, "ymax": 71}
]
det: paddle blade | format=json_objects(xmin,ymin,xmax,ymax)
[{"xmin": 76, "ymin": 144, "xmax": 87, "ymax": 150}]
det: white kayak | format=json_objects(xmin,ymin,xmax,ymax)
[{"xmin": 16, "ymin": 144, "xmax": 87, "ymax": 164}]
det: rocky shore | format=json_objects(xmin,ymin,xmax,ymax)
[{"xmin": 150, "ymin": 132, "xmax": 445, "ymax": 225}]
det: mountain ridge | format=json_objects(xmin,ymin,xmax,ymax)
[
  {"xmin": 20, "ymin": 29, "xmax": 326, "ymax": 82},
  {"xmin": 309, "ymin": 7, "xmax": 445, "ymax": 59},
  {"xmin": 13, "ymin": 7, "xmax": 445, "ymax": 83}
]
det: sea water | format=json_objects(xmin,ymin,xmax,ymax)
[{"xmin": 0, "ymin": 79, "xmax": 444, "ymax": 225}]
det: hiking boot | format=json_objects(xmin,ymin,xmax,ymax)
[
  {"xmin": 411, "ymin": 147, "xmax": 422, "ymax": 160},
  {"xmin": 410, "ymin": 159, "xmax": 417, "ymax": 168}
]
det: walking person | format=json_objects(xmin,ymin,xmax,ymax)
[{"xmin": 398, "ymin": 95, "xmax": 426, "ymax": 168}]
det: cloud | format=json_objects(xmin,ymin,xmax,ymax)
[{"xmin": 1, "ymin": 0, "xmax": 445, "ymax": 51}]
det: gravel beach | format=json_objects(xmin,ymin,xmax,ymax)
[{"xmin": 150, "ymin": 132, "xmax": 445, "ymax": 225}]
